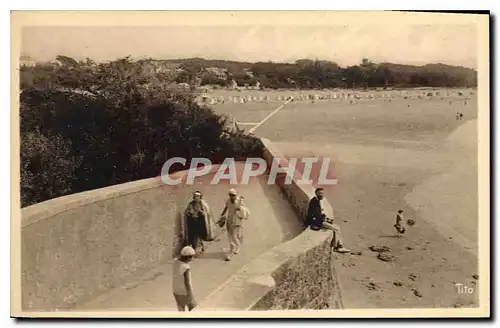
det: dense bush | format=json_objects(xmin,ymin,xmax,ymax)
[
  {"xmin": 20, "ymin": 128, "xmax": 81, "ymax": 206},
  {"xmin": 200, "ymin": 73, "xmax": 229, "ymax": 87},
  {"xmin": 20, "ymin": 57, "xmax": 263, "ymax": 207},
  {"xmin": 232, "ymin": 72, "xmax": 258, "ymax": 87}
]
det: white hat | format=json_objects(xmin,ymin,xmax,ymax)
[
  {"xmin": 228, "ymin": 188, "xmax": 237, "ymax": 195},
  {"xmin": 180, "ymin": 246, "xmax": 196, "ymax": 256}
]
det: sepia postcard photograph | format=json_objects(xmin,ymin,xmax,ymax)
[{"xmin": 10, "ymin": 10, "xmax": 490, "ymax": 318}]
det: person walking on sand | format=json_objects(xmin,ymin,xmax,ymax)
[
  {"xmin": 183, "ymin": 191, "xmax": 213, "ymax": 255},
  {"xmin": 217, "ymin": 188, "xmax": 250, "ymax": 261},
  {"xmin": 172, "ymin": 246, "xmax": 196, "ymax": 311},
  {"xmin": 305, "ymin": 188, "xmax": 350, "ymax": 253},
  {"xmin": 394, "ymin": 209, "xmax": 406, "ymax": 237}
]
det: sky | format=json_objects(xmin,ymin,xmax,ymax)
[{"xmin": 21, "ymin": 24, "xmax": 478, "ymax": 68}]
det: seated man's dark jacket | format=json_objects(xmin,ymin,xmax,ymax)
[{"xmin": 305, "ymin": 196, "xmax": 325, "ymax": 229}]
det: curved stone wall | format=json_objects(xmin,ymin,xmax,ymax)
[{"xmin": 21, "ymin": 171, "xmax": 192, "ymax": 311}]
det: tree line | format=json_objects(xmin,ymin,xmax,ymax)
[
  {"xmin": 175, "ymin": 57, "xmax": 477, "ymax": 89},
  {"xmin": 20, "ymin": 56, "xmax": 262, "ymax": 207}
]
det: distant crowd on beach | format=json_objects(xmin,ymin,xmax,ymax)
[{"xmin": 197, "ymin": 89, "xmax": 475, "ymax": 106}]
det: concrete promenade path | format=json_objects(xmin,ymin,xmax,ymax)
[{"xmin": 77, "ymin": 175, "xmax": 301, "ymax": 311}]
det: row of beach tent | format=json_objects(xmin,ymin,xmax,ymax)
[{"xmin": 197, "ymin": 90, "xmax": 474, "ymax": 105}]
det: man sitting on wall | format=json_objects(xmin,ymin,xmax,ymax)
[{"xmin": 305, "ymin": 187, "xmax": 350, "ymax": 254}]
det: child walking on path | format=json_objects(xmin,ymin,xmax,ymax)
[{"xmin": 172, "ymin": 246, "xmax": 197, "ymax": 311}]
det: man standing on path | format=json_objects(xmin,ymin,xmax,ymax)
[
  {"xmin": 172, "ymin": 246, "xmax": 196, "ymax": 311},
  {"xmin": 218, "ymin": 188, "xmax": 250, "ymax": 261},
  {"xmin": 305, "ymin": 188, "xmax": 350, "ymax": 253}
]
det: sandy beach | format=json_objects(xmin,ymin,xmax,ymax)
[
  {"xmin": 276, "ymin": 118, "xmax": 478, "ymax": 309},
  {"xmin": 211, "ymin": 91, "xmax": 479, "ymax": 309},
  {"xmin": 406, "ymin": 120, "xmax": 478, "ymax": 256}
]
